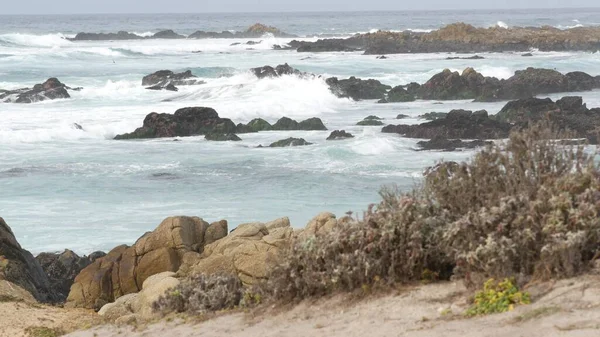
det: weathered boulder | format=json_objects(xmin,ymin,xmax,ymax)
[
  {"xmin": 357, "ymin": 116, "xmax": 384, "ymax": 126},
  {"xmin": 114, "ymin": 107, "xmax": 237, "ymax": 140},
  {"xmin": 268, "ymin": 138, "xmax": 313, "ymax": 147},
  {"xmin": 0, "ymin": 217, "xmax": 58, "ymax": 303},
  {"xmin": 416, "ymin": 136, "xmax": 492, "ymax": 151},
  {"xmin": 204, "ymin": 133, "xmax": 242, "ymax": 141},
  {"xmin": 35, "ymin": 249, "xmax": 103, "ymax": 302},
  {"xmin": 0, "ymin": 78, "xmax": 71, "ymax": 103},
  {"xmin": 495, "ymin": 97, "xmax": 561, "ymax": 124},
  {"xmin": 419, "ymin": 112, "xmax": 448, "ymax": 120},
  {"xmin": 182, "ymin": 217, "xmax": 294, "ymax": 285},
  {"xmin": 272, "ymin": 117, "xmax": 299, "ymax": 130},
  {"xmin": 297, "ymin": 212, "xmax": 339, "ymax": 241},
  {"xmin": 66, "ymin": 216, "xmax": 228, "ymax": 309},
  {"xmin": 142, "ymin": 70, "xmax": 205, "ymax": 90},
  {"xmin": 383, "ymin": 109, "xmax": 512, "ymax": 139},
  {"xmin": 566, "ymin": 71, "xmax": 598, "ymax": 91},
  {"xmin": 326, "ymin": 130, "xmax": 354, "ymax": 140},
  {"xmin": 418, "ymin": 68, "xmax": 498, "ymax": 100},
  {"xmin": 326, "ymin": 76, "xmax": 391, "ymax": 100}
]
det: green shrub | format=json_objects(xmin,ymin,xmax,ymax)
[
  {"xmin": 24, "ymin": 327, "xmax": 64, "ymax": 337},
  {"xmin": 466, "ymin": 278, "xmax": 530, "ymax": 316}
]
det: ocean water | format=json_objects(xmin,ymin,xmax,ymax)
[{"xmin": 2, "ymin": 9, "xmax": 600, "ymax": 254}]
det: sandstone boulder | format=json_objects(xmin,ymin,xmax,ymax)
[{"xmin": 66, "ymin": 217, "xmax": 227, "ymax": 309}]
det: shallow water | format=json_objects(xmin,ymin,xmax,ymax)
[{"xmin": 2, "ymin": 10, "xmax": 600, "ymax": 254}]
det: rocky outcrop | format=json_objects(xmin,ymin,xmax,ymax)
[
  {"xmin": 114, "ymin": 107, "xmax": 236, "ymax": 140},
  {"xmin": 419, "ymin": 112, "xmax": 448, "ymax": 120},
  {"xmin": 383, "ymin": 109, "xmax": 512, "ymax": 139},
  {"xmin": 268, "ymin": 138, "xmax": 313, "ymax": 147},
  {"xmin": 142, "ymin": 70, "xmax": 205, "ymax": 90},
  {"xmin": 271, "ymin": 117, "xmax": 327, "ymax": 131},
  {"xmin": 66, "ymin": 216, "xmax": 228, "ymax": 309},
  {"xmin": 496, "ymin": 96, "xmax": 600, "ymax": 143},
  {"xmin": 70, "ymin": 24, "xmax": 295, "ymax": 41},
  {"xmin": 290, "ymin": 23, "xmax": 600, "ymax": 54},
  {"xmin": 326, "ymin": 77, "xmax": 391, "ymax": 100},
  {"xmin": 416, "ymin": 67, "xmax": 600, "ymax": 101},
  {"xmin": 204, "ymin": 133, "xmax": 242, "ymax": 141},
  {"xmin": 384, "ymin": 85, "xmax": 416, "ymax": 103},
  {"xmin": 357, "ymin": 116, "xmax": 384, "ymax": 126},
  {"xmin": 416, "ymin": 136, "xmax": 492, "ymax": 151},
  {"xmin": 35, "ymin": 250, "xmax": 104, "ymax": 302},
  {"xmin": 0, "ymin": 218, "xmax": 58, "ymax": 303},
  {"xmin": 236, "ymin": 118, "xmax": 272, "ymax": 133},
  {"xmin": 326, "ymin": 130, "xmax": 354, "ymax": 140},
  {"xmin": 0, "ymin": 78, "xmax": 71, "ymax": 103},
  {"xmin": 251, "ymin": 63, "xmax": 306, "ymax": 79}
]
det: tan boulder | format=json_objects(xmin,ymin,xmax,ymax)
[
  {"xmin": 67, "ymin": 216, "xmax": 227, "ymax": 309},
  {"xmin": 298, "ymin": 212, "xmax": 338, "ymax": 240}
]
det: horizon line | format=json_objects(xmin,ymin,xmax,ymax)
[{"xmin": 2, "ymin": 6, "xmax": 600, "ymax": 16}]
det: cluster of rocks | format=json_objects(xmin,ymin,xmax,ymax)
[
  {"xmin": 383, "ymin": 96, "xmax": 600, "ymax": 150},
  {"xmin": 69, "ymin": 24, "xmax": 295, "ymax": 41},
  {"xmin": 0, "ymin": 78, "xmax": 78, "ymax": 103},
  {"xmin": 0, "ymin": 211, "xmax": 344, "ymax": 324},
  {"xmin": 142, "ymin": 70, "xmax": 205, "ymax": 91},
  {"xmin": 283, "ymin": 23, "xmax": 600, "ymax": 54}
]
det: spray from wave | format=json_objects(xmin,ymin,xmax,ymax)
[{"xmin": 0, "ymin": 33, "xmax": 73, "ymax": 48}]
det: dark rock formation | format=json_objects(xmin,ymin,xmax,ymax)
[
  {"xmin": 417, "ymin": 136, "xmax": 492, "ymax": 151},
  {"xmin": 35, "ymin": 250, "xmax": 99, "ymax": 302},
  {"xmin": 236, "ymin": 118, "xmax": 273, "ymax": 133},
  {"xmin": 142, "ymin": 70, "xmax": 205, "ymax": 90},
  {"xmin": 396, "ymin": 114, "xmax": 410, "ymax": 119},
  {"xmin": 251, "ymin": 63, "xmax": 305, "ymax": 79},
  {"xmin": 268, "ymin": 138, "xmax": 313, "ymax": 147},
  {"xmin": 1, "ymin": 78, "xmax": 71, "ymax": 103},
  {"xmin": 418, "ymin": 67, "xmax": 499, "ymax": 100},
  {"xmin": 204, "ymin": 133, "xmax": 242, "ymax": 141},
  {"xmin": 69, "ymin": 31, "xmax": 144, "ymax": 41},
  {"xmin": 419, "ymin": 112, "xmax": 448, "ymax": 120},
  {"xmin": 445, "ymin": 55, "xmax": 484, "ymax": 60},
  {"xmin": 114, "ymin": 107, "xmax": 236, "ymax": 140},
  {"xmin": 386, "ymin": 85, "xmax": 416, "ymax": 102},
  {"xmin": 0, "ymin": 217, "xmax": 58, "ymax": 303},
  {"xmin": 326, "ymin": 77, "xmax": 391, "ymax": 100},
  {"xmin": 152, "ymin": 30, "xmax": 185, "ymax": 39},
  {"xmin": 496, "ymin": 96, "xmax": 600, "ymax": 143},
  {"xmin": 357, "ymin": 116, "xmax": 385, "ymax": 126},
  {"xmin": 383, "ymin": 109, "xmax": 512, "ymax": 139},
  {"xmin": 271, "ymin": 117, "xmax": 327, "ymax": 131},
  {"xmin": 289, "ymin": 23, "xmax": 600, "ymax": 54},
  {"xmin": 522, "ymin": 53, "xmax": 534, "ymax": 57},
  {"xmin": 326, "ymin": 130, "xmax": 354, "ymax": 140}
]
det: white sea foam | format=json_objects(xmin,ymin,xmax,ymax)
[
  {"xmin": 0, "ymin": 33, "xmax": 73, "ymax": 48},
  {"xmin": 496, "ymin": 21, "xmax": 509, "ymax": 29}
]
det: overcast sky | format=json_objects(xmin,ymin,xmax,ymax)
[{"xmin": 4, "ymin": 0, "xmax": 599, "ymax": 15}]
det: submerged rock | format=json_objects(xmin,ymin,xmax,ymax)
[
  {"xmin": 1, "ymin": 78, "xmax": 71, "ymax": 103},
  {"xmin": 269, "ymin": 138, "xmax": 313, "ymax": 147},
  {"xmin": 152, "ymin": 30, "xmax": 185, "ymax": 39},
  {"xmin": 357, "ymin": 116, "xmax": 384, "ymax": 126},
  {"xmin": 326, "ymin": 76, "xmax": 391, "ymax": 100},
  {"xmin": 326, "ymin": 130, "xmax": 354, "ymax": 140},
  {"xmin": 142, "ymin": 70, "xmax": 205, "ymax": 90},
  {"xmin": 114, "ymin": 107, "xmax": 236, "ymax": 140},
  {"xmin": 204, "ymin": 133, "xmax": 242, "ymax": 141}
]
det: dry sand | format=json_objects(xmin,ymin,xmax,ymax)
[{"xmin": 62, "ymin": 274, "xmax": 600, "ymax": 337}]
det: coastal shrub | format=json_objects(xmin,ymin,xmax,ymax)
[
  {"xmin": 266, "ymin": 190, "xmax": 453, "ymax": 301},
  {"xmin": 466, "ymin": 278, "xmax": 530, "ymax": 317},
  {"xmin": 430, "ymin": 124, "xmax": 600, "ymax": 280},
  {"xmin": 152, "ymin": 274, "xmax": 245, "ymax": 315}
]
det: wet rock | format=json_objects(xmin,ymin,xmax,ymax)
[
  {"xmin": 251, "ymin": 63, "xmax": 305, "ymax": 79},
  {"xmin": 396, "ymin": 114, "xmax": 410, "ymax": 119},
  {"xmin": 376, "ymin": 55, "xmax": 388, "ymax": 59},
  {"xmin": 246, "ymin": 40, "xmax": 262, "ymax": 45},
  {"xmin": 357, "ymin": 116, "xmax": 385, "ymax": 126},
  {"xmin": 236, "ymin": 118, "xmax": 273, "ymax": 133},
  {"xmin": 114, "ymin": 107, "xmax": 236, "ymax": 140},
  {"xmin": 268, "ymin": 138, "xmax": 313, "ymax": 147},
  {"xmin": 521, "ymin": 53, "xmax": 534, "ymax": 57},
  {"xmin": 271, "ymin": 117, "xmax": 326, "ymax": 131},
  {"xmin": 417, "ymin": 136, "xmax": 492, "ymax": 151},
  {"xmin": 204, "ymin": 133, "xmax": 242, "ymax": 141},
  {"xmin": 419, "ymin": 112, "xmax": 448, "ymax": 120},
  {"xmin": 1, "ymin": 78, "xmax": 71, "ymax": 103},
  {"xmin": 142, "ymin": 70, "xmax": 205, "ymax": 90},
  {"xmin": 326, "ymin": 76, "xmax": 391, "ymax": 100},
  {"xmin": 445, "ymin": 55, "xmax": 484, "ymax": 60},
  {"xmin": 69, "ymin": 31, "xmax": 144, "ymax": 41},
  {"xmin": 496, "ymin": 97, "xmax": 561, "ymax": 123},
  {"xmin": 386, "ymin": 85, "xmax": 416, "ymax": 102},
  {"xmin": 326, "ymin": 130, "xmax": 354, "ymax": 140},
  {"xmin": 272, "ymin": 117, "xmax": 299, "ymax": 130},
  {"xmin": 383, "ymin": 109, "xmax": 512, "ymax": 139},
  {"xmin": 566, "ymin": 71, "xmax": 598, "ymax": 91},
  {"xmin": 152, "ymin": 30, "xmax": 185, "ymax": 39}
]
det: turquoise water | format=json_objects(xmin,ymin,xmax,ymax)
[{"xmin": 2, "ymin": 9, "xmax": 600, "ymax": 254}]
